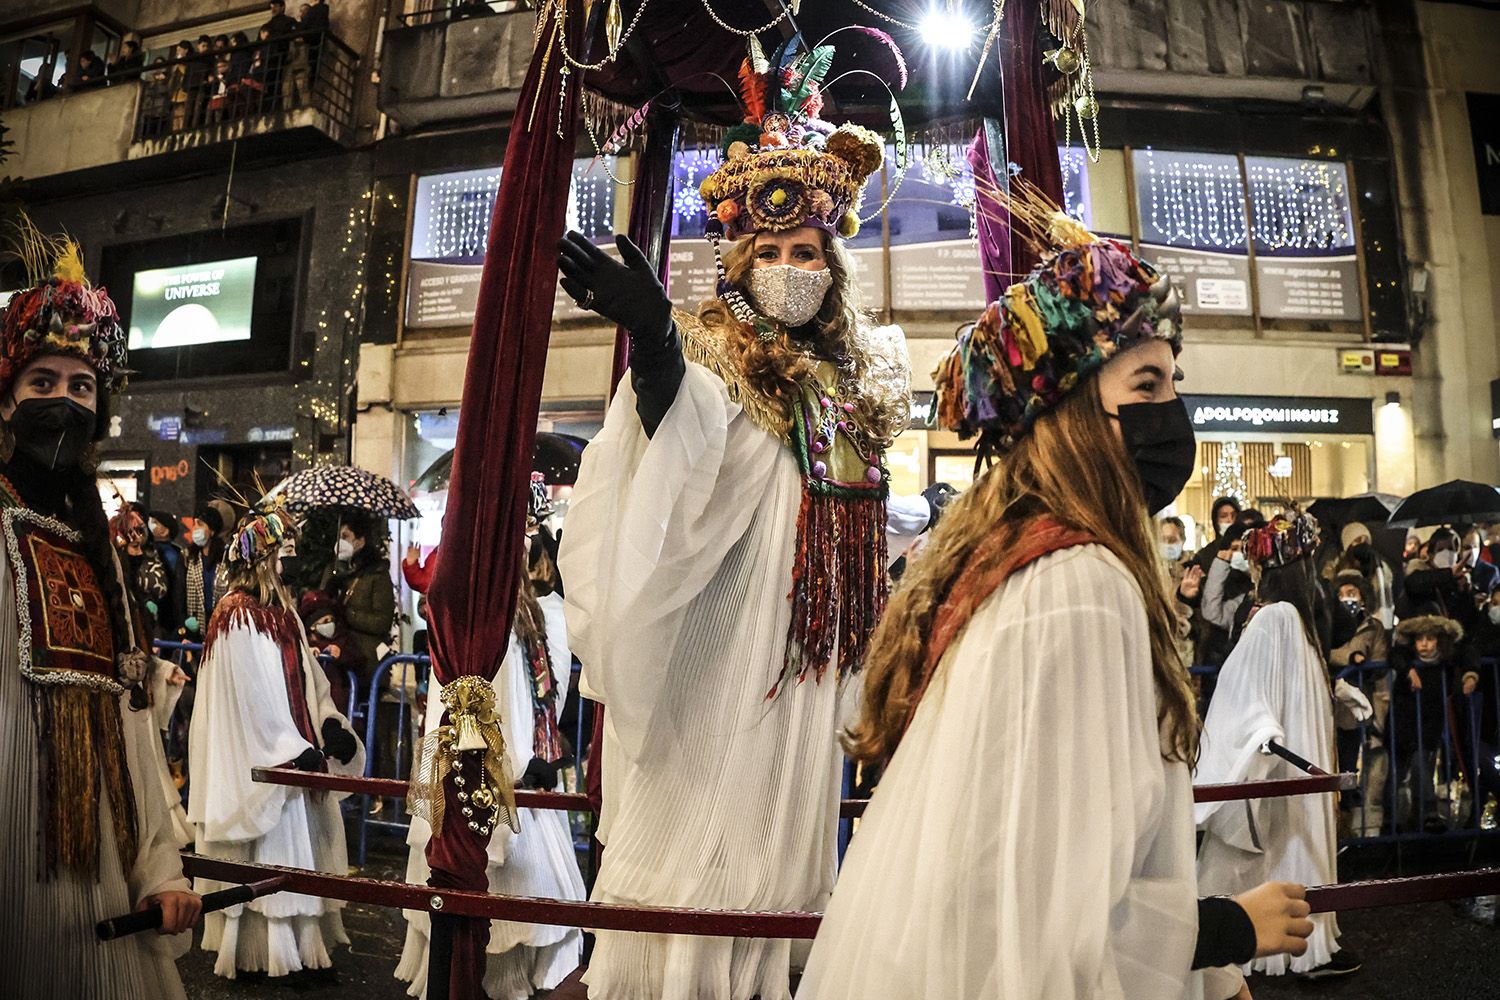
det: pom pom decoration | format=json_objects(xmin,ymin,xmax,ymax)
[
  {"xmin": 837, "ymin": 212, "xmax": 860, "ymax": 239},
  {"xmin": 715, "ymin": 201, "xmax": 741, "ymax": 224},
  {"xmin": 824, "ymin": 124, "xmax": 885, "ymax": 184}
]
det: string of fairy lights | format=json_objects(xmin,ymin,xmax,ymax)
[
  {"xmin": 415, "ymin": 159, "xmax": 616, "ymax": 260},
  {"xmin": 1137, "ymin": 148, "xmax": 1354, "ymax": 254}
]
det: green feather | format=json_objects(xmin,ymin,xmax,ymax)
[{"xmin": 786, "ymin": 45, "xmax": 835, "ymax": 114}]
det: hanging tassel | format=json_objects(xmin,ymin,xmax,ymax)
[{"xmin": 33, "ymin": 684, "xmax": 138, "ymax": 879}]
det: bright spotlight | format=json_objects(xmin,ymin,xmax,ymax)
[{"xmin": 919, "ymin": 6, "xmax": 975, "ymax": 50}]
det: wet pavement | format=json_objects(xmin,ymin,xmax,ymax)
[{"xmin": 178, "ymin": 834, "xmax": 1500, "ymax": 999}]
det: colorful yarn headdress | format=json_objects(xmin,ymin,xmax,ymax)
[
  {"xmin": 933, "ymin": 178, "xmax": 1183, "ymax": 458},
  {"xmin": 226, "ymin": 500, "xmax": 297, "ymax": 566},
  {"xmin": 527, "ymin": 471, "xmax": 553, "ymax": 528},
  {"xmin": 0, "ymin": 216, "xmax": 128, "ymax": 399},
  {"xmin": 699, "ymin": 33, "xmax": 902, "ymax": 247},
  {"xmin": 1245, "ymin": 507, "xmax": 1320, "ymax": 569}
]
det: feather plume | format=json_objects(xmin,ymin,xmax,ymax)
[
  {"xmin": 747, "ymin": 34, "xmax": 769, "ymax": 75},
  {"xmin": 818, "ymin": 25, "xmax": 909, "ymax": 90},
  {"xmin": 737, "ymin": 58, "xmax": 767, "ymax": 123},
  {"xmin": 6, "ymin": 213, "xmax": 80, "ymax": 287},
  {"xmin": 54, "ymin": 240, "xmax": 86, "ymax": 284},
  {"xmin": 784, "ymin": 45, "xmax": 835, "ymax": 115}
]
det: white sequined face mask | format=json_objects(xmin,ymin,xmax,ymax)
[{"xmin": 746, "ymin": 264, "xmax": 833, "ymax": 327}]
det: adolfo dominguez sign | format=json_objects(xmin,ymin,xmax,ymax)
[{"xmin": 1182, "ymin": 394, "xmax": 1374, "ymax": 435}]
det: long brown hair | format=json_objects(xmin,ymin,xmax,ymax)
[
  {"xmin": 845, "ymin": 382, "xmax": 1199, "ymax": 764},
  {"xmin": 698, "ymin": 232, "xmax": 900, "ymax": 447}
]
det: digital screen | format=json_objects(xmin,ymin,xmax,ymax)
[{"xmin": 128, "ymin": 256, "xmax": 258, "ymax": 350}]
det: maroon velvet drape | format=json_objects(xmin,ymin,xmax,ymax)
[
  {"xmin": 971, "ymin": 0, "xmax": 1064, "ymax": 301},
  {"xmin": 424, "ymin": 2, "xmax": 582, "ymax": 996}
]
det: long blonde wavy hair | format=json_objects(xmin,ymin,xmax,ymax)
[
  {"xmin": 845, "ymin": 381, "xmax": 1199, "ymax": 764},
  {"xmin": 698, "ymin": 231, "xmax": 898, "ymax": 445}
]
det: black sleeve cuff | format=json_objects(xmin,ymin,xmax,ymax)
[{"xmin": 1193, "ymin": 896, "xmax": 1257, "ymax": 969}]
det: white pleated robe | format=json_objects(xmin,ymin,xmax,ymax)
[
  {"xmin": 1195, "ymin": 600, "xmax": 1340, "ymax": 974},
  {"xmin": 395, "ymin": 591, "xmax": 586, "ymax": 999},
  {"xmin": 0, "ymin": 537, "xmax": 192, "ymax": 1000},
  {"xmin": 559, "ymin": 364, "xmax": 926, "ymax": 1000},
  {"xmin": 187, "ymin": 599, "xmax": 365, "ymax": 978},
  {"xmin": 797, "ymin": 546, "xmax": 1215, "ymax": 1000}
]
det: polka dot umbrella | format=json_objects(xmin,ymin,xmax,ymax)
[{"xmin": 261, "ymin": 464, "xmax": 420, "ymax": 520}]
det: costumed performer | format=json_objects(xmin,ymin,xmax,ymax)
[
  {"xmin": 556, "ymin": 43, "xmax": 934, "ymax": 1000},
  {"xmin": 396, "ymin": 473, "xmax": 585, "ymax": 1000},
  {"xmin": 0, "ymin": 231, "xmax": 201, "ymax": 999},
  {"xmin": 188, "ymin": 503, "xmax": 365, "ymax": 979},
  {"xmin": 1195, "ymin": 508, "xmax": 1364, "ymax": 979},
  {"xmin": 797, "ymin": 195, "xmax": 1312, "ymax": 1000}
]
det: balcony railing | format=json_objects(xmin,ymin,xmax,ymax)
[{"xmin": 129, "ymin": 29, "xmax": 357, "ymax": 146}]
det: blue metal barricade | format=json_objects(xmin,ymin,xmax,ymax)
[{"xmin": 354, "ymin": 653, "xmax": 430, "ymax": 864}]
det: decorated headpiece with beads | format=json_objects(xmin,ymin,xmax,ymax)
[
  {"xmin": 933, "ymin": 178, "xmax": 1183, "ymax": 457},
  {"xmin": 527, "ymin": 471, "xmax": 553, "ymax": 528},
  {"xmin": 1245, "ymin": 507, "xmax": 1320, "ymax": 569},
  {"xmin": 700, "ymin": 33, "xmax": 903, "ymax": 246},
  {"xmin": 226, "ymin": 503, "xmax": 297, "ymax": 566},
  {"xmin": 0, "ymin": 218, "xmax": 128, "ymax": 400}
]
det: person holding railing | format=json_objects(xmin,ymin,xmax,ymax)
[
  {"xmin": 1197, "ymin": 508, "xmax": 1363, "ymax": 980},
  {"xmin": 398, "ymin": 475, "xmax": 584, "ymax": 1000},
  {"xmin": 0, "ymin": 226, "xmax": 201, "ymax": 999},
  {"xmin": 188, "ymin": 504, "xmax": 364, "ymax": 980},
  {"xmin": 1329, "ymin": 569, "xmax": 1390, "ymax": 824},
  {"xmin": 1389, "ymin": 614, "xmax": 1475, "ymax": 834}
]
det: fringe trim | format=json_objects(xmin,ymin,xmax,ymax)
[
  {"xmin": 677, "ymin": 309, "xmax": 795, "ymax": 442},
  {"xmin": 772, "ymin": 488, "xmax": 888, "ymax": 699},
  {"xmin": 204, "ymin": 591, "xmax": 317, "ymax": 744},
  {"xmin": 523, "ymin": 632, "xmax": 564, "ymax": 763},
  {"xmin": 32, "ymin": 683, "xmax": 138, "ymax": 879}
]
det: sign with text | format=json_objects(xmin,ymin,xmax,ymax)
[
  {"xmin": 1255, "ymin": 255, "xmax": 1362, "ymax": 322},
  {"xmin": 128, "ymin": 255, "xmax": 257, "ymax": 349},
  {"xmin": 1182, "ymin": 394, "xmax": 1373, "ymax": 435},
  {"xmin": 1143, "ymin": 244, "xmax": 1253, "ymax": 315},
  {"xmin": 406, "ymin": 260, "xmax": 483, "ymax": 329}
]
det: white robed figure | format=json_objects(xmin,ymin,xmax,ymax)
[
  {"xmin": 557, "ymin": 83, "xmax": 931, "ymax": 997},
  {"xmin": 1195, "ymin": 510, "xmax": 1350, "ymax": 977},
  {"xmin": 188, "ymin": 507, "xmax": 365, "ymax": 979},
  {"xmin": 395, "ymin": 586, "xmax": 586, "ymax": 999}
]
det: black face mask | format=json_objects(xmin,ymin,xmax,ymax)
[
  {"xmin": 1111, "ymin": 398, "xmax": 1196, "ymax": 515},
  {"xmin": 6, "ymin": 396, "xmax": 97, "ymax": 471}
]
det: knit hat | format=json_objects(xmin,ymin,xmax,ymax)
[
  {"xmin": 1244, "ymin": 507, "xmax": 1320, "ymax": 569},
  {"xmin": 1340, "ymin": 521, "xmax": 1372, "ymax": 551},
  {"xmin": 0, "ymin": 222, "xmax": 128, "ymax": 399},
  {"xmin": 1332, "ymin": 569, "xmax": 1375, "ymax": 611},
  {"xmin": 933, "ymin": 183, "xmax": 1183, "ymax": 456}
]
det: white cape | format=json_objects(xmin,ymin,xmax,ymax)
[
  {"xmin": 187, "ymin": 602, "xmax": 365, "ymax": 979},
  {"xmin": 394, "ymin": 591, "xmax": 585, "ymax": 1000},
  {"xmin": 1194, "ymin": 601, "xmax": 1340, "ymax": 974},
  {"xmin": 798, "ymin": 546, "xmax": 1219, "ymax": 1000},
  {"xmin": 559, "ymin": 363, "xmax": 924, "ymax": 1000}
]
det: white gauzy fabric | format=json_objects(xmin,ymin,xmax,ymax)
[
  {"xmin": 188, "ymin": 611, "xmax": 365, "ymax": 979},
  {"xmin": 797, "ymin": 546, "xmax": 1210, "ymax": 1000},
  {"xmin": 0, "ymin": 544, "xmax": 191, "ymax": 1000},
  {"xmin": 395, "ymin": 592, "xmax": 586, "ymax": 1000},
  {"xmin": 560, "ymin": 364, "xmax": 922, "ymax": 1000},
  {"xmin": 1194, "ymin": 601, "xmax": 1340, "ymax": 975}
]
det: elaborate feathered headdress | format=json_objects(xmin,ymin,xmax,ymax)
[
  {"xmin": 699, "ymin": 32, "xmax": 903, "ymax": 243},
  {"xmin": 1245, "ymin": 507, "xmax": 1320, "ymax": 569}
]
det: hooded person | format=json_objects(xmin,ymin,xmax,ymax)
[
  {"xmin": 797, "ymin": 186, "xmax": 1312, "ymax": 1000},
  {"xmin": 0, "ymin": 229, "xmax": 201, "ymax": 999},
  {"xmin": 1195, "ymin": 508, "xmax": 1366, "ymax": 979},
  {"xmin": 395, "ymin": 473, "xmax": 585, "ymax": 1000},
  {"xmin": 187, "ymin": 502, "xmax": 365, "ymax": 979},
  {"xmin": 554, "ymin": 42, "xmax": 937, "ymax": 1000},
  {"xmin": 1388, "ymin": 614, "xmax": 1474, "ymax": 833},
  {"xmin": 297, "ymin": 588, "xmax": 362, "ymax": 714}
]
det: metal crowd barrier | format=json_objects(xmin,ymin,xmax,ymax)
[{"xmin": 1190, "ymin": 656, "xmax": 1500, "ymax": 856}]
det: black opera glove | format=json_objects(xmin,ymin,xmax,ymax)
[
  {"xmin": 519, "ymin": 756, "xmax": 563, "ymax": 790},
  {"xmin": 291, "ymin": 746, "xmax": 327, "ymax": 773},
  {"xmin": 320, "ymin": 718, "xmax": 358, "ymax": 765},
  {"xmin": 556, "ymin": 232, "xmax": 675, "ymax": 360}
]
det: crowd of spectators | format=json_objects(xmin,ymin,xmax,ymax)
[{"xmin": 1160, "ymin": 504, "xmax": 1500, "ymax": 838}]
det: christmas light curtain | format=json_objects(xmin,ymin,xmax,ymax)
[{"xmin": 423, "ymin": 1, "xmax": 582, "ymax": 997}]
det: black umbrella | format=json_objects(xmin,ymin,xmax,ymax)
[
  {"xmin": 1387, "ymin": 479, "xmax": 1500, "ymax": 529},
  {"xmin": 1307, "ymin": 492, "xmax": 1401, "ymax": 527},
  {"xmin": 411, "ymin": 432, "xmax": 588, "ymax": 494}
]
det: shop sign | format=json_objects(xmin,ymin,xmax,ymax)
[
  {"xmin": 1375, "ymin": 348, "xmax": 1411, "ymax": 376},
  {"xmin": 1182, "ymin": 394, "xmax": 1373, "ymax": 435},
  {"xmin": 151, "ymin": 459, "xmax": 191, "ymax": 486},
  {"xmin": 248, "ymin": 425, "xmax": 295, "ymax": 443},
  {"xmin": 157, "ymin": 416, "xmax": 181, "ymax": 441},
  {"xmin": 1255, "ymin": 255, "xmax": 1362, "ymax": 322}
]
